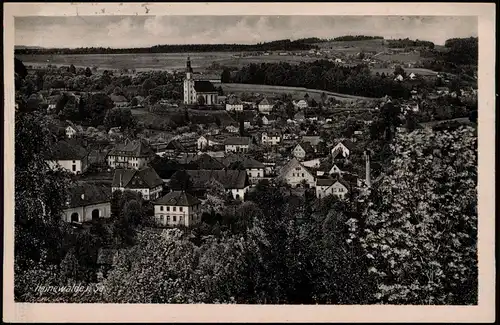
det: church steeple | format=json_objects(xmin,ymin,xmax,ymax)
[{"xmin": 186, "ymin": 56, "xmax": 193, "ymax": 74}]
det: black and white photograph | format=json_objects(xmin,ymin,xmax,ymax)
[{"xmin": 4, "ymin": 2, "xmax": 495, "ymax": 323}]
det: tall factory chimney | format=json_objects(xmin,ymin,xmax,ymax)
[{"xmin": 364, "ymin": 149, "xmax": 371, "ymax": 188}]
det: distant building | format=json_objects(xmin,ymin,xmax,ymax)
[
  {"xmin": 222, "ymin": 153, "xmax": 266, "ymax": 183},
  {"xmin": 62, "ymin": 183, "xmax": 111, "ymax": 223},
  {"xmin": 225, "ymin": 97, "xmax": 244, "ymax": 111},
  {"xmin": 278, "ymin": 158, "xmax": 316, "ymax": 188},
  {"xmin": 258, "ymin": 98, "xmax": 273, "ymax": 114},
  {"xmin": 45, "ymin": 140, "xmax": 89, "ymax": 174},
  {"xmin": 154, "ymin": 191, "xmax": 202, "ymax": 227},
  {"xmin": 65, "ymin": 125, "xmax": 77, "ymax": 139},
  {"xmin": 107, "ymin": 139, "xmax": 156, "ymax": 169},
  {"xmin": 261, "ymin": 130, "xmax": 281, "ymax": 146},
  {"xmin": 294, "ymin": 100, "xmax": 308, "ymax": 109},
  {"xmin": 111, "ymin": 167, "xmax": 164, "ymax": 201},
  {"xmin": 331, "ymin": 140, "xmax": 355, "ymax": 159},
  {"xmin": 315, "ymin": 177, "xmax": 351, "ymax": 200},
  {"xmin": 183, "ymin": 57, "xmax": 218, "ymax": 105},
  {"xmin": 292, "ymin": 141, "xmax": 315, "ymax": 161},
  {"xmin": 177, "ymin": 170, "xmax": 251, "ymax": 201},
  {"xmin": 110, "ymin": 94, "xmax": 129, "ymax": 108},
  {"xmin": 224, "ymin": 137, "xmax": 252, "ymax": 153}
]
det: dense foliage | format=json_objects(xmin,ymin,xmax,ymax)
[
  {"xmin": 15, "ymin": 39, "xmax": 318, "ymax": 55},
  {"xmin": 386, "ymin": 38, "xmax": 435, "ymax": 49},
  {"xmin": 229, "ymin": 60, "xmax": 415, "ymax": 99},
  {"xmin": 332, "ymin": 35, "xmax": 384, "ymax": 41}
]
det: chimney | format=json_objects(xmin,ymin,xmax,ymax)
[{"xmin": 364, "ymin": 150, "xmax": 371, "ymax": 188}]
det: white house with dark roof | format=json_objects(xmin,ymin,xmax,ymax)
[
  {"xmin": 154, "ymin": 190, "xmax": 202, "ymax": 227},
  {"xmin": 292, "ymin": 141, "xmax": 315, "ymax": 161},
  {"xmin": 315, "ymin": 177, "xmax": 351, "ymax": 200},
  {"xmin": 176, "ymin": 169, "xmax": 251, "ymax": 201},
  {"xmin": 62, "ymin": 183, "xmax": 111, "ymax": 223},
  {"xmin": 107, "ymin": 139, "xmax": 156, "ymax": 169},
  {"xmin": 110, "ymin": 94, "xmax": 129, "ymax": 108},
  {"xmin": 278, "ymin": 158, "xmax": 316, "ymax": 188},
  {"xmin": 258, "ymin": 98, "xmax": 273, "ymax": 114},
  {"xmin": 222, "ymin": 153, "xmax": 266, "ymax": 183},
  {"xmin": 224, "ymin": 137, "xmax": 252, "ymax": 153},
  {"xmin": 111, "ymin": 167, "xmax": 164, "ymax": 201},
  {"xmin": 45, "ymin": 140, "xmax": 89, "ymax": 174},
  {"xmin": 331, "ymin": 140, "xmax": 355, "ymax": 159},
  {"xmin": 226, "ymin": 97, "xmax": 244, "ymax": 111},
  {"xmin": 261, "ymin": 130, "xmax": 281, "ymax": 146}
]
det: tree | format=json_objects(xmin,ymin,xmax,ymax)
[
  {"xmin": 394, "ymin": 65, "xmax": 406, "ymax": 77},
  {"xmin": 221, "ymin": 68, "xmax": 231, "ymax": 83},
  {"xmin": 69, "ymin": 64, "xmax": 76, "ymax": 74},
  {"xmin": 169, "ymin": 170, "xmax": 193, "ymax": 191},
  {"xmin": 358, "ymin": 127, "xmax": 478, "ymax": 304},
  {"xmin": 197, "ymin": 95, "xmax": 206, "ymax": 106},
  {"xmin": 142, "ymin": 78, "xmax": 157, "ymax": 95},
  {"xmin": 103, "ymin": 108, "xmax": 138, "ymax": 131}
]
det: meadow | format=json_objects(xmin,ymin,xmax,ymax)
[
  {"xmin": 221, "ymin": 83, "xmax": 379, "ymax": 101},
  {"xmin": 17, "ymin": 52, "xmax": 319, "ymax": 72}
]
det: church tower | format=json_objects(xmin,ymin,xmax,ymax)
[{"xmin": 183, "ymin": 56, "xmax": 195, "ymax": 104}]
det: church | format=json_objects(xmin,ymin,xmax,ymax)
[{"xmin": 183, "ymin": 57, "xmax": 219, "ymax": 105}]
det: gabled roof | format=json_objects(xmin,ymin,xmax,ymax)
[
  {"xmin": 334, "ymin": 139, "xmax": 355, "ymax": 151},
  {"xmin": 108, "ymin": 139, "xmax": 156, "ymax": 158},
  {"xmin": 45, "ymin": 140, "xmax": 88, "ymax": 160},
  {"xmin": 194, "ymin": 80, "xmax": 217, "ymax": 93},
  {"xmin": 224, "ymin": 137, "xmax": 252, "ymax": 146},
  {"xmin": 66, "ymin": 182, "xmax": 111, "ymax": 208},
  {"xmin": 278, "ymin": 158, "xmax": 315, "ymax": 178},
  {"xmin": 112, "ymin": 167, "xmax": 164, "ymax": 189},
  {"xmin": 227, "ymin": 97, "xmax": 243, "ymax": 105},
  {"xmin": 193, "ymin": 153, "xmax": 226, "ymax": 170},
  {"xmin": 155, "ymin": 190, "xmax": 200, "ymax": 206},
  {"xmin": 165, "ymin": 139, "xmax": 186, "ymax": 151},
  {"xmin": 259, "ymin": 98, "xmax": 271, "ymax": 106},
  {"xmin": 110, "ymin": 94, "xmax": 128, "ymax": 103},
  {"xmin": 316, "ymin": 175, "xmax": 352, "ymax": 190},
  {"xmin": 181, "ymin": 170, "xmax": 249, "ymax": 189},
  {"xmin": 222, "ymin": 153, "xmax": 265, "ymax": 169},
  {"xmin": 296, "ymin": 141, "xmax": 315, "ymax": 154}
]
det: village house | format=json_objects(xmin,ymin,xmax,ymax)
[
  {"xmin": 197, "ymin": 134, "xmax": 225, "ymax": 151},
  {"xmin": 154, "ymin": 190, "xmax": 202, "ymax": 227},
  {"xmin": 258, "ymin": 98, "xmax": 274, "ymax": 114},
  {"xmin": 302, "ymin": 158, "xmax": 321, "ymax": 168},
  {"xmin": 111, "ymin": 167, "xmax": 164, "ymax": 201},
  {"xmin": 191, "ymin": 153, "xmax": 226, "ymax": 170},
  {"xmin": 107, "ymin": 139, "xmax": 156, "ymax": 169},
  {"xmin": 224, "ymin": 137, "xmax": 252, "ymax": 153},
  {"xmin": 261, "ymin": 130, "xmax": 282, "ymax": 146},
  {"xmin": 226, "ymin": 125, "xmax": 239, "ymax": 133},
  {"xmin": 331, "ymin": 140, "xmax": 355, "ymax": 159},
  {"xmin": 110, "ymin": 94, "xmax": 129, "ymax": 108},
  {"xmin": 65, "ymin": 125, "xmax": 77, "ymax": 139},
  {"xmin": 179, "ymin": 170, "xmax": 251, "ymax": 201},
  {"xmin": 315, "ymin": 177, "xmax": 351, "ymax": 200},
  {"xmin": 225, "ymin": 97, "xmax": 244, "ymax": 111},
  {"xmin": 62, "ymin": 183, "xmax": 111, "ymax": 223},
  {"xmin": 45, "ymin": 140, "xmax": 89, "ymax": 174},
  {"xmin": 294, "ymin": 99, "xmax": 309, "ymax": 109},
  {"xmin": 278, "ymin": 158, "xmax": 316, "ymax": 188},
  {"xmin": 292, "ymin": 141, "xmax": 315, "ymax": 161},
  {"xmin": 222, "ymin": 153, "xmax": 266, "ymax": 183},
  {"xmin": 293, "ymin": 110, "xmax": 306, "ymax": 123},
  {"xmin": 261, "ymin": 114, "xmax": 278, "ymax": 126},
  {"xmin": 159, "ymin": 139, "xmax": 186, "ymax": 159}
]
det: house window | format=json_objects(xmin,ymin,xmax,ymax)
[
  {"xmin": 173, "ymin": 216, "xmax": 177, "ymax": 222},
  {"xmin": 160, "ymin": 206, "xmax": 164, "ymax": 211},
  {"xmin": 173, "ymin": 207, "xmax": 176, "ymax": 212},
  {"xmin": 72, "ymin": 165, "xmax": 76, "ymax": 172},
  {"xmin": 179, "ymin": 207, "xmax": 183, "ymax": 212},
  {"xmin": 167, "ymin": 207, "xmax": 170, "ymax": 211},
  {"xmin": 160, "ymin": 215, "xmax": 164, "ymax": 223},
  {"xmin": 73, "ymin": 160, "xmax": 76, "ymax": 163},
  {"xmin": 302, "ymin": 173, "xmax": 304, "ymax": 177}
]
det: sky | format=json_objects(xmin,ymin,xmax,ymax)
[{"xmin": 15, "ymin": 15, "xmax": 478, "ymax": 48}]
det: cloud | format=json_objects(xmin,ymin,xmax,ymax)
[{"xmin": 15, "ymin": 15, "xmax": 478, "ymax": 48}]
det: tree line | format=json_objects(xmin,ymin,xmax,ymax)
[
  {"xmin": 14, "ymin": 39, "xmax": 318, "ymax": 55},
  {"xmin": 386, "ymin": 38, "xmax": 435, "ymax": 49},
  {"xmin": 227, "ymin": 60, "xmax": 417, "ymax": 99},
  {"xmin": 332, "ymin": 35, "xmax": 384, "ymax": 41}
]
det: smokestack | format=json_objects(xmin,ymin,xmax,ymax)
[{"xmin": 365, "ymin": 150, "xmax": 371, "ymax": 188}]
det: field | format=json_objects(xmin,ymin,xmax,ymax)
[
  {"xmin": 313, "ymin": 39, "xmax": 387, "ymax": 52},
  {"xmin": 221, "ymin": 83, "xmax": 379, "ymax": 101},
  {"xmin": 16, "ymin": 52, "xmax": 319, "ymax": 72}
]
